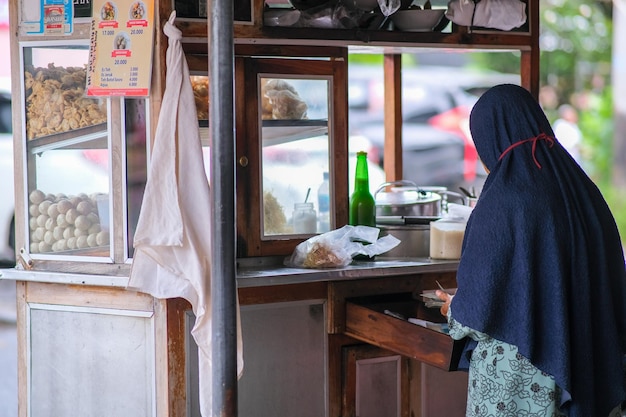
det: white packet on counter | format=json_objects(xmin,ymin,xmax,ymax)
[
  {"xmin": 284, "ymin": 225, "xmax": 401, "ymax": 269},
  {"xmin": 446, "ymin": 202, "xmax": 474, "ymax": 222}
]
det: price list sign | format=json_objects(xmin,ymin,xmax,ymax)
[{"xmin": 86, "ymin": 0, "xmax": 154, "ymax": 96}]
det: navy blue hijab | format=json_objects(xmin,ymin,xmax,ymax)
[{"xmin": 451, "ymin": 84, "xmax": 626, "ymax": 416}]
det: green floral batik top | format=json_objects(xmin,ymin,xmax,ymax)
[{"xmin": 447, "ymin": 307, "xmax": 565, "ymax": 417}]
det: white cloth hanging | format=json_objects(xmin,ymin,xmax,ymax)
[{"xmin": 127, "ymin": 11, "xmax": 243, "ymax": 416}]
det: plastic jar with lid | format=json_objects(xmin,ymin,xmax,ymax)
[
  {"xmin": 429, "ymin": 218, "xmax": 466, "ymax": 260},
  {"xmin": 293, "ymin": 202, "xmax": 317, "ymax": 234}
]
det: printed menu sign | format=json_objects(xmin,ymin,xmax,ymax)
[{"xmin": 86, "ymin": 0, "xmax": 154, "ymax": 96}]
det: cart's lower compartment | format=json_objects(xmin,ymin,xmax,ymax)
[{"xmin": 344, "ymin": 294, "xmax": 463, "ymax": 371}]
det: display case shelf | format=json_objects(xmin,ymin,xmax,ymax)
[
  {"xmin": 27, "ymin": 123, "xmax": 108, "ymax": 154},
  {"xmin": 198, "ymin": 119, "xmax": 328, "ymax": 147},
  {"xmin": 262, "ymin": 119, "xmax": 328, "ymax": 147}
]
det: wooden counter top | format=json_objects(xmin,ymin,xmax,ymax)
[{"xmin": 0, "ymin": 257, "xmax": 458, "ymax": 289}]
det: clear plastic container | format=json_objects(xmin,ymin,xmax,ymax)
[
  {"xmin": 429, "ymin": 218, "xmax": 466, "ymax": 260},
  {"xmin": 293, "ymin": 202, "xmax": 317, "ymax": 234}
]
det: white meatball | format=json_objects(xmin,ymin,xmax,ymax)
[
  {"xmin": 96, "ymin": 230, "xmax": 110, "ymax": 246},
  {"xmin": 29, "ymin": 204, "xmax": 40, "ymax": 217},
  {"xmin": 56, "ymin": 199, "xmax": 73, "ymax": 214},
  {"xmin": 76, "ymin": 235, "xmax": 88, "ymax": 249},
  {"xmin": 43, "ymin": 230, "xmax": 54, "ymax": 245},
  {"xmin": 65, "ymin": 208, "xmax": 78, "ymax": 224},
  {"xmin": 38, "ymin": 241, "xmax": 51, "ymax": 253},
  {"xmin": 52, "ymin": 226, "xmax": 64, "ymax": 241},
  {"xmin": 33, "ymin": 227, "xmax": 45, "ymax": 242},
  {"xmin": 38, "ymin": 242, "xmax": 50, "ymax": 253},
  {"xmin": 45, "ymin": 217, "xmax": 55, "ymax": 231},
  {"xmin": 74, "ymin": 215, "xmax": 92, "ymax": 231},
  {"xmin": 87, "ymin": 233, "xmax": 98, "ymax": 247},
  {"xmin": 36, "ymin": 214, "xmax": 48, "ymax": 228},
  {"xmin": 30, "ymin": 242, "xmax": 39, "ymax": 253},
  {"xmin": 76, "ymin": 201, "xmax": 94, "ymax": 215},
  {"xmin": 57, "ymin": 213, "xmax": 69, "ymax": 228},
  {"xmin": 47, "ymin": 203, "xmax": 59, "ymax": 218},
  {"xmin": 63, "ymin": 226, "xmax": 75, "ymax": 240},
  {"xmin": 29, "ymin": 189, "xmax": 45, "ymax": 205},
  {"xmin": 38, "ymin": 200, "xmax": 52, "ymax": 216}
]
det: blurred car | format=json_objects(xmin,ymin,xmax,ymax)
[
  {"xmin": 0, "ymin": 79, "xmax": 109, "ymax": 265},
  {"xmin": 0, "ymin": 78, "xmax": 14, "ymax": 264},
  {"xmin": 348, "ymin": 65, "xmax": 520, "ymax": 191}
]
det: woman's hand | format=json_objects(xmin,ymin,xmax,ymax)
[{"xmin": 435, "ymin": 290, "xmax": 453, "ymax": 317}]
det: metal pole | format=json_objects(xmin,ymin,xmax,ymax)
[{"xmin": 209, "ymin": 0, "xmax": 237, "ymax": 415}]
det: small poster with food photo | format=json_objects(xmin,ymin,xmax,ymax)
[{"xmin": 86, "ymin": 0, "xmax": 154, "ymax": 97}]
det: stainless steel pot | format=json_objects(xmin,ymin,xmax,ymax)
[
  {"xmin": 377, "ymin": 224, "xmax": 430, "ymax": 258},
  {"xmin": 374, "ymin": 180, "xmax": 442, "ymax": 217}
]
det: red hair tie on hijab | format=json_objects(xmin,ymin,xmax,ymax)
[{"xmin": 498, "ymin": 132, "xmax": 555, "ymax": 168}]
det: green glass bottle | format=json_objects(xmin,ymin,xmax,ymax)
[{"xmin": 349, "ymin": 151, "xmax": 376, "ymax": 227}]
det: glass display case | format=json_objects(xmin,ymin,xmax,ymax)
[
  {"xmin": 21, "ymin": 41, "xmax": 111, "ymax": 260},
  {"xmin": 19, "ymin": 41, "xmax": 149, "ymax": 263}
]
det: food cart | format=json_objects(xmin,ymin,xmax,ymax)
[{"xmin": 2, "ymin": 0, "xmax": 539, "ymax": 415}]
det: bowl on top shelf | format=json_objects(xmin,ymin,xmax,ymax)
[
  {"xmin": 354, "ymin": 0, "xmax": 414, "ymax": 12},
  {"xmin": 390, "ymin": 8, "xmax": 446, "ymax": 31}
]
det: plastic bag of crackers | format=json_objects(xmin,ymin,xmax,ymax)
[{"xmin": 284, "ymin": 225, "xmax": 400, "ymax": 268}]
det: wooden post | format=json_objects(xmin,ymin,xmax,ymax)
[{"xmin": 383, "ymin": 54, "xmax": 403, "ymax": 182}]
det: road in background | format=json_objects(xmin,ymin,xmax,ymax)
[{"xmin": 0, "ymin": 275, "xmax": 17, "ymax": 417}]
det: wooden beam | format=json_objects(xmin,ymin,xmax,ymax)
[
  {"xmin": 521, "ymin": 0, "xmax": 540, "ymax": 98},
  {"xmin": 383, "ymin": 54, "xmax": 403, "ymax": 181}
]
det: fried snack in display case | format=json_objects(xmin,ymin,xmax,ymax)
[
  {"xmin": 191, "ymin": 75, "xmax": 209, "ymax": 120},
  {"xmin": 22, "ymin": 43, "xmax": 108, "ymax": 141}
]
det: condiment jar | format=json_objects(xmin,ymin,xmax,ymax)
[
  {"xmin": 429, "ymin": 217, "xmax": 466, "ymax": 260},
  {"xmin": 293, "ymin": 202, "xmax": 317, "ymax": 234}
]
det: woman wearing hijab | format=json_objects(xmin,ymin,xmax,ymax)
[{"xmin": 436, "ymin": 84, "xmax": 626, "ymax": 417}]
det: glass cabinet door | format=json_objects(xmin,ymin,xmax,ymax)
[
  {"xmin": 237, "ymin": 52, "xmax": 349, "ymax": 257},
  {"xmin": 22, "ymin": 41, "xmax": 111, "ymax": 259},
  {"xmin": 260, "ymin": 76, "xmax": 332, "ymax": 238}
]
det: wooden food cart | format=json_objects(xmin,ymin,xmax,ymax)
[{"xmin": 2, "ymin": 0, "xmax": 539, "ymax": 415}]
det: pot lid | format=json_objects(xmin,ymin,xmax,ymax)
[{"xmin": 374, "ymin": 180, "xmax": 442, "ymax": 206}]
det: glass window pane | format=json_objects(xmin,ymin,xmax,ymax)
[
  {"xmin": 125, "ymin": 98, "xmax": 148, "ymax": 258},
  {"xmin": 260, "ymin": 77, "xmax": 331, "ymax": 237},
  {"xmin": 27, "ymin": 146, "xmax": 110, "ymax": 256}
]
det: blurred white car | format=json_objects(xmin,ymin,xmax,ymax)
[
  {"xmin": 0, "ymin": 78, "xmax": 14, "ymax": 264},
  {"xmin": 0, "ymin": 78, "xmax": 109, "ymax": 265}
]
